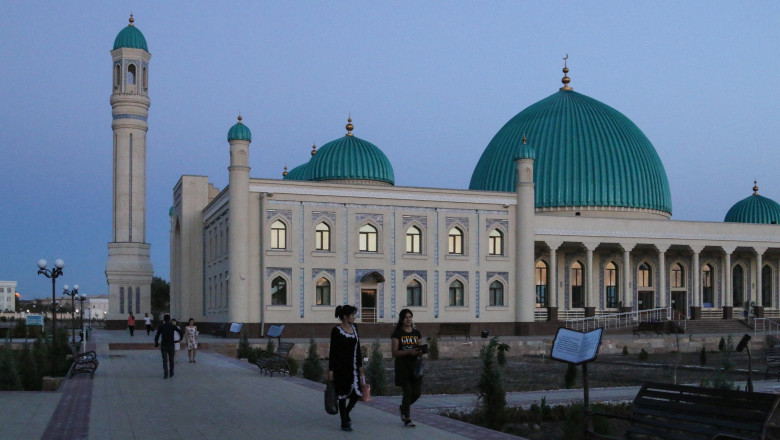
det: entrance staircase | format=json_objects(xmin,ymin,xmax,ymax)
[{"xmin": 681, "ymin": 319, "xmax": 752, "ymax": 335}]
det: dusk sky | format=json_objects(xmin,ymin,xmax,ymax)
[{"xmin": 3, "ymin": 2, "xmax": 780, "ymax": 300}]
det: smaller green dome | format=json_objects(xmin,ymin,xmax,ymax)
[
  {"xmin": 227, "ymin": 116, "xmax": 252, "ymax": 141},
  {"xmin": 283, "ymin": 162, "xmax": 311, "ymax": 181},
  {"xmin": 515, "ymin": 136, "xmax": 536, "ymax": 160},
  {"xmin": 725, "ymin": 183, "xmax": 780, "ymax": 224},
  {"xmin": 113, "ymin": 16, "xmax": 148, "ymax": 51}
]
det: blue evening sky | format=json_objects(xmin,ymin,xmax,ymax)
[{"xmin": 3, "ymin": 2, "xmax": 780, "ymax": 299}]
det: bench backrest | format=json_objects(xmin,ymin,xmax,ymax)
[
  {"xmin": 628, "ymin": 382, "xmax": 780, "ymax": 439},
  {"xmin": 276, "ymin": 342, "xmax": 294, "ymax": 357}
]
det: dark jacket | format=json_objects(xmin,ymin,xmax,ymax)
[{"xmin": 155, "ymin": 322, "xmax": 183, "ymax": 348}]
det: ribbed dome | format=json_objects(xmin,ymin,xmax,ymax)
[
  {"xmin": 725, "ymin": 187, "xmax": 780, "ymax": 224},
  {"xmin": 283, "ymin": 162, "xmax": 311, "ymax": 181},
  {"xmin": 470, "ymin": 89, "xmax": 672, "ymax": 215},
  {"xmin": 113, "ymin": 18, "xmax": 148, "ymax": 51},
  {"xmin": 307, "ymin": 133, "xmax": 394, "ymax": 185},
  {"xmin": 227, "ymin": 117, "xmax": 252, "ymax": 142}
]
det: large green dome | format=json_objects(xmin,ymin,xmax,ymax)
[
  {"xmin": 470, "ymin": 88, "xmax": 672, "ymax": 216},
  {"xmin": 113, "ymin": 16, "xmax": 148, "ymax": 51},
  {"xmin": 283, "ymin": 162, "xmax": 311, "ymax": 181},
  {"xmin": 724, "ymin": 185, "xmax": 780, "ymax": 224},
  {"xmin": 304, "ymin": 119, "xmax": 394, "ymax": 185}
]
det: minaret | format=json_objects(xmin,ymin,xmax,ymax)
[
  {"xmin": 227, "ymin": 116, "xmax": 252, "ymax": 323},
  {"xmin": 515, "ymin": 136, "xmax": 536, "ymax": 324},
  {"xmin": 105, "ymin": 15, "xmax": 154, "ymax": 326}
]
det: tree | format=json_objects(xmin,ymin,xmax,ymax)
[{"xmin": 151, "ymin": 276, "xmax": 170, "ymax": 317}]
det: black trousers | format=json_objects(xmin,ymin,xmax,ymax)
[
  {"xmin": 338, "ymin": 392, "xmax": 359, "ymax": 427},
  {"xmin": 146, "ymin": 324, "xmax": 152, "ymax": 335},
  {"xmin": 161, "ymin": 346, "xmax": 175, "ymax": 376},
  {"xmin": 129, "ymin": 325, "xmax": 134, "ymax": 336},
  {"xmin": 400, "ymin": 378, "xmax": 422, "ymax": 418}
]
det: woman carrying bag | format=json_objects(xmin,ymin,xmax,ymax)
[
  {"xmin": 328, "ymin": 305, "xmax": 364, "ymax": 431},
  {"xmin": 391, "ymin": 308, "xmax": 425, "ymax": 427}
]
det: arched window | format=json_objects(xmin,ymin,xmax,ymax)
[
  {"xmin": 638, "ymin": 263, "xmax": 652, "ymax": 287},
  {"xmin": 316, "ymin": 278, "xmax": 331, "ymax": 306},
  {"xmin": 127, "ymin": 64, "xmax": 136, "ymax": 85},
  {"xmin": 449, "ymin": 280, "xmax": 464, "ymax": 306},
  {"xmin": 407, "ymin": 279, "xmax": 422, "ymax": 306},
  {"xmin": 142, "ymin": 66, "xmax": 148, "ymax": 92},
  {"xmin": 448, "ymin": 227, "xmax": 463, "ymax": 254},
  {"xmin": 127, "ymin": 286, "xmax": 133, "ymax": 314},
  {"xmin": 489, "ymin": 229, "xmax": 503, "ymax": 256},
  {"xmin": 406, "ymin": 226, "xmax": 421, "ymax": 254},
  {"xmin": 762, "ymin": 265, "xmax": 772, "ymax": 308},
  {"xmin": 271, "ymin": 277, "xmax": 287, "ymax": 305},
  {"xmin": 114, "ymin": 64, "xmax": 120, "ymax": 90},
  {"xmin": 571, "ymin": 262, "xmax": 584, "ymax": 308},
  {"xmin": 535, "ymin": 261, "xmax": 548, "ymax": 307},
  {"xmin": 271, "ymin": 220, "xmax": 287, "ymax": 249},
  {"xmin": 702, "ymin": 264, "xmax": 714, "ymax": 306},
  {"xmin": 315, "ymin": 222, "xmax": 331, "ymax": 251},
  {"xmin": 120, "ymin": 287, "xmax": 125, "ymax": 313},
  {"xmin": 733, "ymin": 265, "xmax": 745, "ymax": 307},
  {"xmin": 359, "ymin": 224, "xmax": 378, "ymax": 252},
  {"xmin": 605, "ymin": 262, "xmax": 618, "ymax": 308},
  {"xmin": 489, "ymin": 280, "xmax": 504, "ymax": 306},
  {"xmin": 671, "ymin": 263, "xmax": 684, "ymax": 288}
]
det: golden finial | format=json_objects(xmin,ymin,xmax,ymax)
[
  {"xmin": 560, "ymin": 54, "xmax": 572, "ymax": 91},
  {"xmin": 753, "ymin": 180, "xmax": 759, "ymax": 195},
  {"xmin": 282, "ymin": 166, "xmax": 288, "ymax": 177},
  {"xmin": 129, "ymin": 13, "xmax": 134, "ymax": 26},
  {"xmin": 311, "ymin": 143, "xmax": 317, "ymax": 156},
  {"xmin": 237, "ymin": 115, "xmax": 243, "ymax": 124},
  {"xmin": 522, "ymin": 135, "xmax": 527, "ymax": 144},
  {"xmin": 346, "ymin": 115, "xmax": 354, "ymax": 136}
]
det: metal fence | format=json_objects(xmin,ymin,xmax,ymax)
[{"xmin": 564, "ymin": 307, "xmax": 671, "ymax": 332}]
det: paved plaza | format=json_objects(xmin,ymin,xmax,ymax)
[{"xmin": 2, "ymin": 330, "xmax": 780, "ymax": 440}]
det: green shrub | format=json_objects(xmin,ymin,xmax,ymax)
[
  {"xmin": 302, "ymin": 338, "xmax": 324, "ymax": 381},
  {"xmin": 12, "ymin": 320, "xmax": 27, "ymax": 338},
  {"xmin": 492, "ymin": 337, "xmax": 510, "ymax": 367},
  {"xmin": 237, "ymin": 332, "xmax": 250, "ymax": 359},
  {"xmin": 541, "ymin": 396, "xmax": 552, "ymax": 419},
  {"xmin": 718, "ymin": 337, "xmax": 725, "ymax": 351},
  {"xmin": 427, "ymin": 334, "xmax": 439, "ymax": 360},
  {"xmin": 564, "ymin": 362, "xmax": 577, "ymax": 389},
  {"xmin": 266, "ymin": 340, "xmax": 276, "ymax": 356},
  {"xmin": 621, "ymin": 346, "xmax": 628, "ymax": 356},
  {"xmin": 19, "ymin": 342, "xmax": 41, "ymax": 390},
  {"xmin": 366, "ymin": 341, "xmax": 388, "ymax": 396},
  {"xmin": 287, "ymin": 357, "xmax": 299, "ymax": 376},
  {"xmin": 700, "ymin": 345, "xmax": 707, "ymax": 365},
  {"xmin": 247, "ymin": 347, "xmax": 262, "ymax": 364},
  {"xmin": 0, "ymin": 345, "xmax": 22, "ymax": 390},
  {"xmin": 638, "ymin": 349, "xmax": 649, "ymax": 361},
  {"xmin": 476, "ymin": 337, "xmax": 506, "ymax": 429}
]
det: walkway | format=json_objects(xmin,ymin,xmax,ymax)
[{"xmin": 3, "ymin": 330, "xmax": 780, "ymax": 440}]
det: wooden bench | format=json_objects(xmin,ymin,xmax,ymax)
[
  {"xmin": 68, "ymin": 344, "xmax": 99, "ymax": 378},
  {"xmin": 256, "ymin": 342, "xmax": 295, "ymax": 377},
  {"xmin": 585, "ymin": 382, "xmax": 780, "ymax": 440},
  {"xmin": 438, "ymin": 323, "xmax": 471, "ymax": 339},
  {"xmin": 765, "ymin": 346, "xmax": 780, "ymax": 380}
]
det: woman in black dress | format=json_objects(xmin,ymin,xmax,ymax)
[
  {"xmin": 391, "ymin": 308, "xmax": 423, "ymax": 427},
  {"xmin": 328, "ymin": 305, "xmax": 364, "ymax": 431}
]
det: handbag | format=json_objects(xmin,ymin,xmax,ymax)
[
  {"xmin": 324, "ymin": 381, "xmax": 338, "ymax": 415},
  {"xmin": 413, "ymin": 356, "xmax": 424, "ymax": 379},
  {"xmin": 359, "ymin": 374, "xmax": 371, "ymax": 402}
]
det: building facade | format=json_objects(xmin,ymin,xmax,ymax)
[
  {"xmin": 126, "ymin": 23, "xmax": 780, "ymax": 337},
  {"xmin": 0, "ymin": 281, "xmax": 17, "ymax": 312}
]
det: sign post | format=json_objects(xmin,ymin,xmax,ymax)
[{"xmin": 550, "ymin": 327, "xmax": 604, "ymax": 426}]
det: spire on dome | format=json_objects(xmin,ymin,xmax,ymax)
[
  {"xmin": 754, "ymin": 180, "xmax": 759, "ymax": 195},
  {"xmin": 311, "ymin": 143, "xmax": 317, "ymax": 156},
  {"xmin": 346, "ymin": 116, "xmax": 354, "ymax": 136},
  {"xmin": 283, "ymin": 166, "xmax": 288, "ymax": 177},
  {"xmin": 129, "ymin": 13, "xmax": 134, "ymax": 26},
  {"xmin": 560, "ymin": 54, "xmax": 573, "ymax": 91}
]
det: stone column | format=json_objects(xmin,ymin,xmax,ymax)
[
  {"xmin": 722, "ymin": 247, "xmax": 735, "ymax": 319},
  {"xmin": 546, "ymin": 241, "xmax": 562, "ymax": 321},
  {"xmin": 755, "ymin": 247, "xmax": 767, "ymax": 318},
  {"xmin": 584, "ymin": 242, "xmax": 598, "ymax": 317},
  {"xmin": 656, "ymin": 243, "xmax": 670, "ymax": 310},
  {"xmin": 690, "ymin": 245, "xmax": 704, "ymax": 320},
  {"xmin": 620, "ymin": 243, "xmax": 635, "ymax": 312}
]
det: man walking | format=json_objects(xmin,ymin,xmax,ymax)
[{"xmin": 154, "ymin": 314, "xmax": 183, "ymax": 379}]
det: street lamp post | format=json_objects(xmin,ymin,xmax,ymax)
[
  {"xmin": 37, "ymin": 258, "xmax": 64, "ymax": 374},
  {"xmin": 76, "ymin": 294, "xmax": 87, "ymax": 342},
  {"xmin": 63, "ymin": 284, "xmax": 79, "ymax": 345}
]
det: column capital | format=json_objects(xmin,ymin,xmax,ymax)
[
  {"xmin": 754, "ymin": 246, "xmax": 768, "ymax": 256},
  {"xmin": 619, "ymin": 242, "xmax": 636, "ymax": 253},
  {"xmin": 582, "ymin": 241, "xmax": 599, "ymax": 252},
  {"xmin": 545, "ymin": 240, "xmax": 563, "ymax": 251},
  {"xmin": 654, "ymin": 242, "xmax": 671, "ymax": 253},
  {"xmin": 688, "ymin": 244, "xmax": 705, "ymax": 254},
  {"xmin": 721, "ymin": 245, "xmax": 737, "ymax": 254}
]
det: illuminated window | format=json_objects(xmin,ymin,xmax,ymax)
[
  {"xmin": 638, "ymin": 263, "xmax": 652, "ymax": 287},
  {"xmin": 316, "ymin": 278, "xmax": 331, "ymax": 305},
  {"xmin": 271, "ymin": 220, "xmax": 287, "ymax": 249},
  {"xmin": 605, "ymin": 262, "xmax": 618, "ymax": 308},
  {"xmin": 488, "ymin": 229, "xmax": 504, "ymax": 255},
  {"xmin": 406, "ymin": 226, "xmax": 421, "ymax": 254},
  {"xmin": 671, "ymin": 263, "xmax": 684, "ymax": 288},
  {"xmin": 535, "ymin": 261, "xmax": 548, "ymax": 307},
  {"xmin": 359, "ymin": 224, "xmax": 378, "ymax": 252},
  {"xmin": 571, "ymin": 262, "xmax": 584, "ymax": 308},
  {"xmin": 315, "ymin": 223, "xmax": 331, "ymax": 251},
  {"xmin": 448, "ymin": 227, "xmax": 463, "ymax": 254}
]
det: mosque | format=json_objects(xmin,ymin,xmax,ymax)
[{"xmin": 107, "ymin": 17, "xmax": 780, "ymax": 337}]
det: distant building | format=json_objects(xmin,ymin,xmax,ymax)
[
  {"xmin": 86, "ymin": 295, "xmax": 110, "ymax": 320},
  {"xmin": 0, "ymin": 281, "xmax": 17, "ymax": 312}
]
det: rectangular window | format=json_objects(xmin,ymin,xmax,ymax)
[
  {"xmin": 316, "ymin": 284, "xmax": 331, "ymax": 305},
  {"xmin": 407, "ymin": 282, "xmax": 422, "ymax": 306}
]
